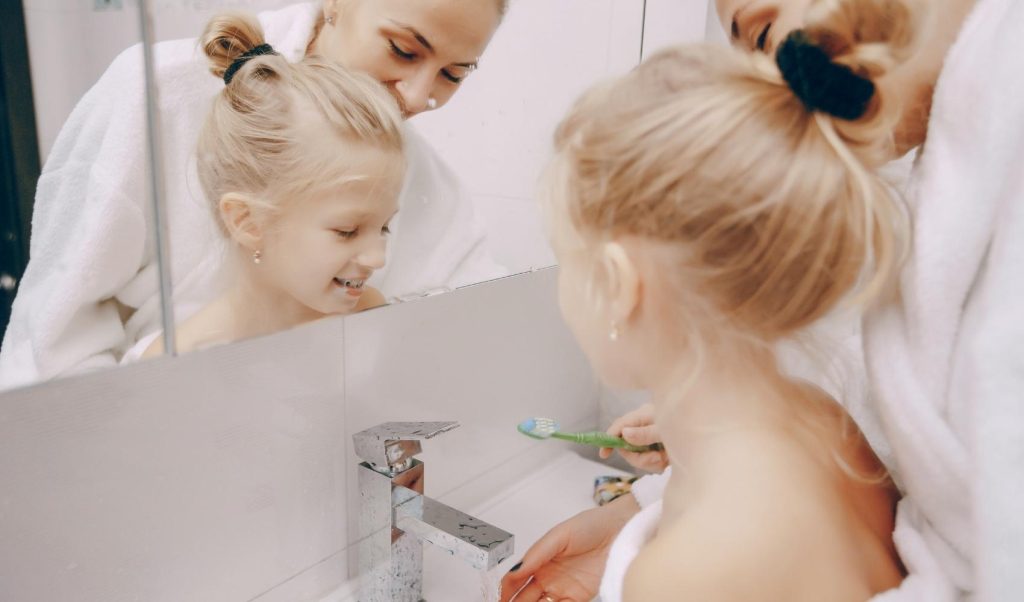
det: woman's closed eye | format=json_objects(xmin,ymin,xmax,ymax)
[
  {"xmin": 441, "ymin": 69, "xmax": 464, "ymax": 84},
  {"xmin": 731, "ymin": 16, "xmax": 773, "ymax": 53},
  {"xmin": 755, "ymin": 22, "xmax": 772, "ymax": 52},
  {"xmin": 388, "ymin": 39, "xmax": 416, "ymax": 61},
  {"xmin": 388, "ymin": 39, "xmax": 467, "ymax": 84}
]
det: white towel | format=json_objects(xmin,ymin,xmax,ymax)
[
  {"xmin": 863, "ymin": 0, "xmax": 1024, "ymax": 599},
  {"xmin": 598, "ymin": 499, "xmax": 662, "ymax": 602},
  {"xmin": 0, "ymin": 2, "xmax": 504, "ymax": 386}
]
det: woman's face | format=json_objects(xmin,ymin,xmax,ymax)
[
  {"xmin": 716, "ymin": 0, "xmax": 941, "ymax": 154},
  {"xmin": 257, "ymin": 146, "xmax": 402, "ymax": 317},
  {"xmin": 315, "ymin": 0, "xmax": 501, "ymax": 118},
  {"xmin": 714, "ymin": 0, "xmax": 815, "ymax": 54}
]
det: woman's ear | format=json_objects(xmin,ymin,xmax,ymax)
[
  {"xmin": 322, "ymin": 0, "xmax": 340, "ymax": 19},
  {"xmin": 600, "ymin": 241, "xmax": 641, "ymax": 326},
  {"xmin": 219, "ymin": 192, "xmax": 264, "ymax": 251}
]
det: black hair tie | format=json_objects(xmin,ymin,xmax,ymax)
[
  {"xmin": 775, "ymin": 30, "xmax": 875, "ymax": 121},
  {"xmin": 223, "ymin": 43, "xmax": 277, "ymax": 85}
]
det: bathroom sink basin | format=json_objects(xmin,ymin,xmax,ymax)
[{"xmin": 324, "ymin": 452, "xmax": 631, "ymax": 601}]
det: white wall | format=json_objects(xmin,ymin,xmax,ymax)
[
  {"xmin": 641, "ymin": 0, "xmax": 709, "ymax": 59},
  {"xmin": 413, "ymin": 0, "xmax": 646, "ymax": 274},
  {"xmin": 0, "ymin": 267, "xmax": 599, "ymax": 601},
  {"xmin": 705, "ymin": 0, "xmax": 730, "ymax": 44}
]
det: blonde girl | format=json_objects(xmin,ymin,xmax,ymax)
[
  {"xmin": 505, "ymin": 0, "xmax": 916, "ymax": 600},
  {"xmin": 129, "ymin": 13, "xmax": 405, "ymax": 360}
]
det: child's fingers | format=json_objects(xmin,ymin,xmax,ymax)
[
  {"xmin": 605, "ymin": 403, "xmax": 656, "ymax": 437},
  {"xmin": 621, "ymin": 425, "xmax": 660, "ymax": 446},
  {"xmin": 618, "ymin": 449, "xmax": 668, "ymax": 472}
]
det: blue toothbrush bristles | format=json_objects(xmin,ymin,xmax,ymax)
[{"xmin": 518, "ymin": 417, "xmax": 561, "ymax": 440}]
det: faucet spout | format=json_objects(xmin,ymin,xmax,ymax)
[
  {"xmin": 354, "ymin": 422, "xmax": 516, "ymax": 601},
  {"xmin": 393, "ymin": 486, "xmax": 514, "ymax": 570}
]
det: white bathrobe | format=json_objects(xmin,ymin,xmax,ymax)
[
  {"xmin": 598, "ymin": 0, "xmax": 1024, "ymax": 600},
  {"xmin": 0, "ymin": 3, "xmax": 504, "ymax": 388},
  {"xmin": 863, "ymin": 0, "xmax": 1024, "ymax": 599}
]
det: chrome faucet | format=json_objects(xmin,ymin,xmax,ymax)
[{"xmin": 353, "ymin": 422, "xmax": 515, "ymax": 602}]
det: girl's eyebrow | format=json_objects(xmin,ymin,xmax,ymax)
[{"xmin": 329, "ymin": 209, "xmax": 400, "ymax": 221}]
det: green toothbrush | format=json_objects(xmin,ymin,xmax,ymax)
[{"xmin": 517, "ymin": 417, "xmax": 664, "ymax": 453}]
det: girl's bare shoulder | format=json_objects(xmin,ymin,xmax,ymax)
[{"xmin": 623, "ymin": 438, "xmax": 881, "ymax": 602}]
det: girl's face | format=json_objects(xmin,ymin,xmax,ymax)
[
  {"xmin": 256, "ymin": 147, "xmax": 402, "ymax": 317},
  {"xmin": 315, "ymin": 0, "xmax": 501, "ymax": 118}
]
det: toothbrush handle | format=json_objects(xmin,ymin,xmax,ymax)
[{"xmin": 553, "ymin": 431, "xmax": 663, "ymax": 454}]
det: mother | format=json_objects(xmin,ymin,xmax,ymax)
[
  {"xmin": 0, "ymin": 0, "xmax": 507, "ymax": 387},
  {"xmin": 503, "ymin": 0, "xmax": 1024, "ymax": 599}
]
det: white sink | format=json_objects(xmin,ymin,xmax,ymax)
[{"xmin": 324, "ymin": 451, "xmax": 631, "ymax": 601}]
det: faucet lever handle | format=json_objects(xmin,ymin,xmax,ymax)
[{"xmin": 352, "ymin": 421, "xmax": 459, "ymax": 469}]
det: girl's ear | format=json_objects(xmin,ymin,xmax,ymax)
[
  {"xmin": 219, "ymin": 192, "xmax": 265, "ymax": 251},
  {"xmin": 599, "ymin": 241, "xmax": 641, "ymax": 326}
]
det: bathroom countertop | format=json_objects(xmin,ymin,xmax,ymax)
[{"xmin": 324, "ymin": 450, "xmax": 631, "ymax": 601}]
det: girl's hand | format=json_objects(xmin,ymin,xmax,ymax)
[
  {"xmin": 599, "ymin": 403, "xmax": 669, "ymax": 473},
  {"xmin": 500, "ymin": 493, "xmax": 640, "ymax": 601}
]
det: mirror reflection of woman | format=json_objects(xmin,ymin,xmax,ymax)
[
  {"xmin": 0, "ymin": 0, "xmax": 508, "ymax": 386},
  {"xmin": 125, "ymin": 14, "xmax": 405, "ymax": 361}
]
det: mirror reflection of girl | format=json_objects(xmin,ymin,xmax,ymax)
[
  {"xmin": 506, "ymin": 6, "xmax": 913, "ymax": 602},
  {"xmin": 0, "ymin": 0, "xmax": 507, "ymax": 385},
  {"xmin": 124, "ymin": 14, "xmax": 405, "ymax": 361}
]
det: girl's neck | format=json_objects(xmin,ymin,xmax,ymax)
[
  {"xmin": 219, "ymin": 267, "xmax": 323, "ymax": 342},
  {"xmin": 650, "ymin": 343, "xmax": 807, "ymax": 488}
]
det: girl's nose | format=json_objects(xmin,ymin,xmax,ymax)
[{"xmin": 359, "ymin": 235, "xmax": 387, "ymax": 270}]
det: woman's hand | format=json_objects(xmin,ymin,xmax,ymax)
[
  {"xmin": 500, "ymin": 493, "xmax": 640, "ymax": 601},
  {"xmin": 599, "ymin": 403, "xmax": 669, "ymax": 473}
]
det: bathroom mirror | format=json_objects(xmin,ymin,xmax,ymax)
[
  {"xmin": 149, "ymin": 0, "xmax": 650, "ymax": 360},
  {"xmin": 0, "ymin": 0, "xmax": 655, "ymax": 391}
]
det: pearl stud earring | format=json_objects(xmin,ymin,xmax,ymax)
[
  {"xmin": 426, "ymin": 98, "xmax": 437, "ymax": 110},
  {"xmin": 253, "ymin": 250, "xmax": 262, "ymax": 264}
]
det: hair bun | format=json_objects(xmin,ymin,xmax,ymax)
[
  {"xmin": 775, "ymin": 30, "xmax": 875, "ymax": 120},
  {"xmin": 223, "ymin": 43, "xmax": 277, "ymax": 85}
]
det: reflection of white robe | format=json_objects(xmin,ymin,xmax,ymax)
[{"xmin": 0, "ymin": 2, "xmax": 504, "ymax": 388}]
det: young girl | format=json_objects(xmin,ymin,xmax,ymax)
[
  {"xmin": 126, "ymin": 13, "xmax": 406, "ymax": 361},
  {"xmin": 514, "ymin": 3, "xmax": 913, "ymax": 600}
]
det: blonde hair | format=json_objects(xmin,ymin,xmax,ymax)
[
  {"xmin": 197, "ymin": 12, "xmax": 405, "ymax": 231},
  {"xmin": 547, "ymin": 0, "xmax": 913, "ymax": 343}
]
